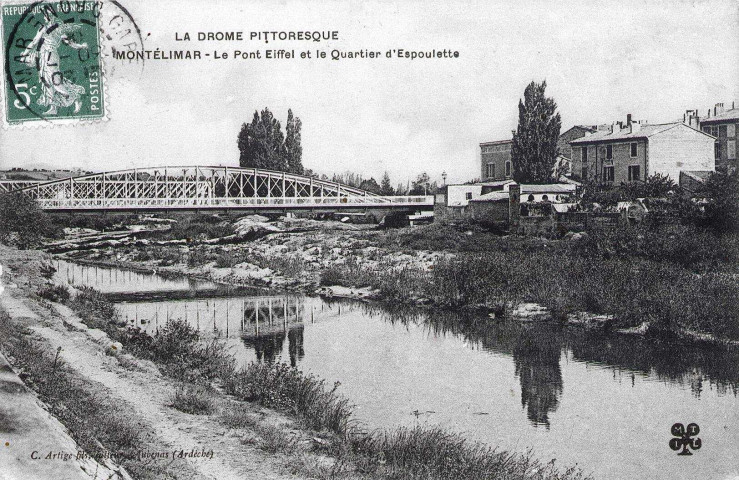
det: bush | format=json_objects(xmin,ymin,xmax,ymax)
[
  {"xmin": 37, "ymin": 284, "xmax": 70, "ymax": 303},
  {"xmin": 169, "ymin": 384, "xmax": 216, "ymax": 415},
  {"xmin": 69, "ymin": 286, "xmax": 120, "ymax": 329},
  {"xmin": 696, "ymin": 168, "xmax": 739, "ymax": 233},
  {"xmin": 223, "ymin": 362, "xmax": 353, "ymax": 436},
  {"xmin": 0, "ymin": 193, "xmax": 60, "ymax": 247},
  {"xmin": 147, "ymin": 319, "xmax": 235, "ymax": 383}
]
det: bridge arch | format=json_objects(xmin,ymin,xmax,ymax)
[{"xmin": 15, "ymin": 166, "xmax": 432, "ymax": 211}]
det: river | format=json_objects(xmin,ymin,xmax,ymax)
[{"xmin": 55, "ymin": 260, "xmax": 739, "ymax": 480}]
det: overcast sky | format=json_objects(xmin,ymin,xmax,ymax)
[{"xmin": 1, "ymin": 0, "xmax": 737, "ymax": 184}]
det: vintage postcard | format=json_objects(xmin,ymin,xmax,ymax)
[{"xmin": 0, "ymin": 1, "xmax": 737, "ymax": 479}]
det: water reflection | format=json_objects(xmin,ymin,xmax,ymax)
[
  {"xmin": 512, "ymin": 327, "xmax": 563, "ymax": 428},
  {"xmin": 55, "ymin": 259, "xmax": 218, "ymax": 295},
  {"xmin": 379, "ymin": 304, "xmax": 739, "ymax": 400}
]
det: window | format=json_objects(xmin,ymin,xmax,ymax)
[
  {"xmin": 606, "ymin": 145, "xmax": 613, "ymax": 159},
  {"xmin": 715, "ymin": 142, "xmax": 722, "ymax": 159},
  {"xmin": 728, "ymin": 124, "xmax": 736, "ymax": 138},
  {"xmin": 728, "ymin": 140, "xmax": 736, "ymax": 160},
  {"xmin": 505, "ymin": 161, "xmax": 511, "ymax": 178},
  {"xmin": 527, "ymin": 194, "xmax": 535, "ymax": 202},
  {"xmin": 486, "ymin": 163, "xmax": 495, "ymax": 178},
  {"xmin": 702, "ymin": 126, "xmax": 712, "ymax": 134},
  {"xmin": 604, "ymin": 166, "xmax": 615, "ymax": 182},
  {"xmin": 628, "ymin": 165, "xmax": 640, "ymax": 181},
  {"xmin": 630, "ymin": 142, "xmax": 638, "ymax": 157},
  {"xmin": 582, "ymin": 146, "xmax": 588, "ymax": 162},
  {"xmin": 719, "ymin": 125, "xmax": 727, "ymax": 139},
  {"xmin": 581, "ymin": 166, "xmax": 588, "ymax": 180},
  {"xmin": 465, "ymin": 192, "xmax": 473, "ymax": 200}
]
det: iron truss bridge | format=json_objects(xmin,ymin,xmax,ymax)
[{"xmin": 9, "ymin": 166, "xmax": 434, "ymax": 212}]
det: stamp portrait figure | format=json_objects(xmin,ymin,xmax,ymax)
[{"xmin": 21, "ymin": 11, "xmax": 88, "ymax": 115}]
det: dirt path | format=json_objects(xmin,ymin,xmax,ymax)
[{"xmin": 0, "ymin": 286, "xmax": 300, "ymax": 480}]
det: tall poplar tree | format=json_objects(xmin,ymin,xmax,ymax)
[
  {"xmin": 380, "ymin": 171, "xmax": 394, "ymax": 195},
  {"xmin": 511, "ymin": 81, "xmax": 562, "ymax": 184},
  {"xmin": 284, "ymin": 109, "xmax": 304, "ymax": 174}
]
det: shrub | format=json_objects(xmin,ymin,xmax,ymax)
[
  {"xmin": 696, "ymin": 168, "xmax": 739, "ymax": 233},
  {"xmin": 37, "ymin": 284, "xmax": 70, "ymax": 303},
  {"xmin": 69, "ymin": 286, "xmax": 120, "ymax": 329},
  {"xmin": 187, "ymin": 248, "xmax": 211, "ymax": 267},
  {"xmin": 169, "ymin": 384, "xmax": 216, "ymax": 415},
  {"xmin": 0, "ymin": 192, "xmax": 60, "ymax": 247},
  {"xmin": 223, "ymin": 362, "xmax": 353, "ymax": 436},
  {"xmin": 147, "ymin": 319, "xmax": 236, "ymax": 383}
]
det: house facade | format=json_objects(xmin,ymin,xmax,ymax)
[
  {"xmin": 479, "ymin": 140, "xmax": 513, "ymax": 181},
  {"xmin": 698, "ymin": 103, "xmax": 738, "ymax": 171},
  {"xmin": 570, "ymin": 121, "xmax": 715, "ymax": 184},
  {"xmin": 481, "ymin": 125, "xmax": 606, "ymax": 181}
]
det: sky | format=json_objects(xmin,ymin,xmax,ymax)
[{"xmin": 1, "ymin": 0, "xmax": 738, "ymax": 185}]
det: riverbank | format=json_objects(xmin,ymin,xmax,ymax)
[
  {"xmin": 55, "ymin": 215, "xmax": 739, "ymax": 345},
  {"xmin": 0, "ymin": 244, "xmax": 591, "ymax": 479}
]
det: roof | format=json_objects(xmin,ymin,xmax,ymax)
[
  {"xmin": 480, "ymin": 139, "xmax": 513, "ymax": 146},
  {"xmin": 560, "ymin": 125, "xmax": 597, "ymax": 136},
  {"xmin": 700, "ymin": 108, "xmax": 739, "ymax": 124},
  {"xmin": 680, "ymin": 171, "xmax": 712, "ymax": 182},
  {"xmin": 469, "ymin": 191, "xmax": 509, "ymax": 202},
  {"xmin": 480, "ymin": 179, "xmax": 515, "ymax": 187},
  {"xmin": 570, "ymin": 122, "xmax": 714, "ymax": 144},
  {"xmin": 519, "ymin": 184, "xmax": 577, "ymax": 194}
]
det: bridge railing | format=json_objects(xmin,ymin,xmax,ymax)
[{"xmin": 35, "ymin": 195, "xmax": 434, "ymax": 210}]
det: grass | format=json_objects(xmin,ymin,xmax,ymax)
[
  {"xmin": 169, "ymin": 384, "xmax": 216, "ymax": 415},
  {"xmin": 37, "ymin": 284, "xmax": 70, "ymax": 303},
  {"xmin": 353, "ymin": 426, "xmax": 590, "ymax": 480},
  {"xmin": 0, "ymin": 310, "xmax": 197, "ymax": 479},
  {"xmin": 223, "ymin": 361, "xmax": 353, "ymax": 436}
]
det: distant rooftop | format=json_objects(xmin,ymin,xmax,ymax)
[
  {"xmin": 570, "ymin": 122, "xmax": 713, "ymax": 144},
  {"xmin": 480, "ymin": 139, "xmax": 512, "ymax": 146},
  {"xmin": 701, "ymin": 108, "xmax": 739, "ymax": 124}
]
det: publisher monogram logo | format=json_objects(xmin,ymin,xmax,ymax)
[{"xmin": 669, "ymin": 423, "xmax": 701, "ymax": 456}]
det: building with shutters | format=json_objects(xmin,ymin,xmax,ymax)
[
  {"xmin": 570, "ymin": 120, "xmax": 715, "ymax": 185},
  {"xmin": 697, "ymin": 103, "xmax": 738, "ymax": 171}
]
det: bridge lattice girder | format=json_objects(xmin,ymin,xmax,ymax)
[{"xmin": 15, "ymin": 166, "xmax": 432, "ymax": 211}]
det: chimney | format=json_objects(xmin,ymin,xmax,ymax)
[
  {"xmin": 630, "ymin": 122, "xmax": 641, "ymax": 134},
  {"xmin": 611, "ymin": 122, "xmax": 620, "ymax": 134},
  {"xmin": 715, "ymin": 103, "xmax": 725, "ymax": 115},
  {"xmin": 626, "ymin": 113, "xmax": 632, "ymax": 126}
]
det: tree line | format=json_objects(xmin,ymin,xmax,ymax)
[{"xmin": 237, "ymin": 108, "xmax": 436, "ymax": 195}]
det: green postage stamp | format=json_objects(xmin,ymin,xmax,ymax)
[{"xmin": 1, "ymin": 1, "xmax": 105, "ymax": 126}]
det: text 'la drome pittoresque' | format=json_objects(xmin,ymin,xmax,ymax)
[{"xmin": 113, "ymin": 30, "xmax": 459, "ymax": 62}]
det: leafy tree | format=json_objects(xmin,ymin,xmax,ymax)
[
  {"xmin": 511, "ymin": 80, "xmax": 562, "ymax": 184},
  {"xmin": 380, "ymin": 171, "xmax": 394, "ymax": 195},
  {"xmin": 359, "ymin": 178, "xmax": 381, "ymax": 194},
  {"xmin": 238, "ymin": 108, "xmax": 303, "ymax": 172},
  {"xmin": 409, "ymin": 172, "xmax": 431, "ymax": 195},
  {"xmin": 0, "ymin": 193, "xmax": 58, "ymax": 248},
  {"xmin": 696, "ymin": 168, "xmax": 739, "ymax": 233},
  {"xmin": 284, "ymin": 109, "xmax": 303, "ymax": 174}
]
